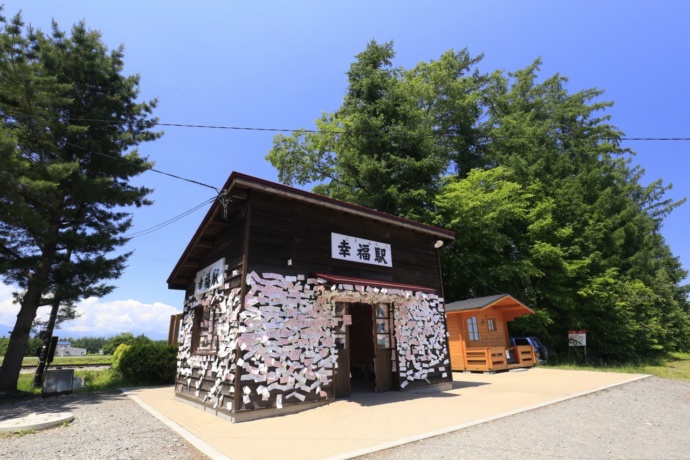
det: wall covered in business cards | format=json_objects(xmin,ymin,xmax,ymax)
[{"xmin": 176, "ymin": 269, "xmax": 450, "ymax": 415}]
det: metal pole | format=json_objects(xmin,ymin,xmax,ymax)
[{"xmin": 32, "ymin": 298, "xmax": 60, "ymax": 387}]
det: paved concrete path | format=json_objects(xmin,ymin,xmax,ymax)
[{"xmin": 123, "ymin": 368, "xmax": 648, "ymax": 460}]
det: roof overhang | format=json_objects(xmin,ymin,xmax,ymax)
[
  {"xmin": 445, "ymin": 294, "xmax": 534, "ymax": 322},
  {"xmin": 315, "ymin": 273, "xmax": 437, "ymax": 294},
  {"xmin": 167, "ymin": 172, "xmax": 455, "ymax": 290}
]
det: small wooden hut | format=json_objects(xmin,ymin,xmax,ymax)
[
  {"xmin": 445, "ymin": 294, "xmax": 536, "ymax": 372},
  {"xmin": 167, "ymin": 172, "xmax": 455, "ymax": 422}
]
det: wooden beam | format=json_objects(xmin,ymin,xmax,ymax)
[
  {"xmin": 196, "ymin": 239, "xmax": 214, "ymax": 249},
  {"xmin": 185, "ymin": 258, "xmax": 202, "ymax": 269}
]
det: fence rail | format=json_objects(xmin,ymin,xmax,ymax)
[{"xmin": 463, "ymin": 345, "xmax": 536, "ymax": 372}]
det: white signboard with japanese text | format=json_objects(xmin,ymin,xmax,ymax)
[
  {"xmin": 195, "ymin": 258, "xmax": 225, "ymax": 296},
  {"xmin": 568, "ymin": 329, "xmax": 587, "ymax": 346},
  {"xmin": 331, "ymin": 232, "xmax": 393, "ymax": 267}
]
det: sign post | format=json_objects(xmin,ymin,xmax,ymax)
[{"xmin": 568, "ymin": 329, "xmax": 587, "ymax": 363}]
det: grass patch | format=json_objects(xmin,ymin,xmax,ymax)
[
  {"xmin": 15, "ymin": 367, "xmax": 141, "ymax": 396},
  {"xmin": 16, "ymin": 373, "xmax": 42, "ymax": 395},
  {"xmin": 29, "ymin": 355, "xmax": 111, "ymax": 366},
  {"xmin": 547, "ymin": 352, "xmax": 690, "ymax": 382},
  {"xmin": 1, "ymin": 429, "xmax": 36, "ymax": 438},
  {"xmin": 74, "ymin": 368, "xmax": 129, "ymax": 392}
]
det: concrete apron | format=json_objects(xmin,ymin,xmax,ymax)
[
  {"xmin": 0, "ymin": 411, "xmax": 74, "ymax": 433},
  {"xmin": 123, "ymin": 368, "xmax": 649, "ymax": 460}
]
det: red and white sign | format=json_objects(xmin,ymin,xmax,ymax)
[{"xmin": 568, "ymin": 329, "xmax": 587, "ymax": 346}]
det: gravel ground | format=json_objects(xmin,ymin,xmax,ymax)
[
  {"xmin": 1, "ymin": 377, "xmax": 689, "ymax": 460},
  {"xmin": 0, "ymin": 391, "xmax": 206, "ymax": 460},
  {"xmin": 360, "ymin": 376, "xmax": 690, "ymax": 460}
]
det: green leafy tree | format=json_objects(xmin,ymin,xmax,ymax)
[
  {"xmin": 434, "ymin": 166, "xmax": 553, "ymax": 335},
  {"xmin": 471, "ymin": 59, "xmax": 690, "ymax": 360},
  {"xmin": 269, "ymin": 41, "xmax": 690, "ymax": 362},
  {"xmin": 102, "ymin": 332, "xmax": 151, "ymax": 355},
  {"xmin": 267, "ymin": 40, "xmax": 485, "ymax": 221},
  {"xmin": 0, "ymin": 12, "xmax": 160, "ymax": 393}
]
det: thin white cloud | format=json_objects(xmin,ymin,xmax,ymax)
[{"xmin": 0, "ymin": 284, "xmax": 180, "ymax": 340}]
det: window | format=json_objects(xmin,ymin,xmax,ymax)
[
  {"xmin": 375, "ymin": 303, "xmax": 392, "ymax": 349},
  {"xmin": 487, "ymin": 317, "xmax": 496, "ymax": 332},
  {"xmin": 334, "ymin": 302, "xmax": 348, "ymax": 350},
  {"xmin": 467, "ymin": 316, "xmax": 480, "ymax": 341},
  {"xmin": 192, "ymin": 305, "xmax": 216, "ymax": 354}
]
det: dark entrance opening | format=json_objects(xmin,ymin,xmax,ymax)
[
  {"xmin": 348, "ymin": 302, "xmax": 375, "ymax": 393},
  {"xmin": 333, "ymin": 301, "xmax": 397, "ymax": 398}
]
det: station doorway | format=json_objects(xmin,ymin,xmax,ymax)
[{"xmin": 334, "ymin": 302, "xmax": 396, "ymax": 397}]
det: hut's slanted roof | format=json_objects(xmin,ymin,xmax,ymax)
[{"xmin": 445, "ymin": 294, "xmax": 534, "ymax": 322}]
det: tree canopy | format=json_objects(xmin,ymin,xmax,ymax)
[
  {"xmin": 0, "ymin": 12, "xmax": 161, "ymax": 392},
  {"xmin": 268, "ymin": 40, "xmax": 690, "ymax": 362},
  {"xmin": 267, "ymin": 40, "xmax": 485, "ymax": 222}
]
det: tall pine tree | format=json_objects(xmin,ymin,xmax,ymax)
[{"xmin": 0, "ymin": 12, "xmax": 160, "ymax": 392}]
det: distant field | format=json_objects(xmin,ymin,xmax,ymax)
[{"xmin": 0, "ymin": 354, "xmax": 113, "ymax": 367}]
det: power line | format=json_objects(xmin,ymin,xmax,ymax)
[
  {"xmin": 64, "ymin": 142, "xmax": 219, "ymax": 191},
  {"xmin": 50, "ymin": 142, "xmax": 221, "ymax": 240},
  {"xmin": 157, "ymin": 122, "xmax": 308, "ymax": 134},
  {"xmin": 155, "ymin": 122, "xmax": 690, "ymax": 142},
  {"xmin": 1, "ymin": 111, "xmax": 219, "ymax": 191},
  {"xmin": 144, "ymin": 167, "xmax": 218, "ymax": 191},
  {"xmin": 619, "ymin": 138, "xmax": 690, "ymax": 141},
  {"xmin": 125, "ymin": 196, "xmax": 216, "ymax": 239},
  {"xmin": 27, "ymin": 114, "xmax": 690, "ymax": 141}
]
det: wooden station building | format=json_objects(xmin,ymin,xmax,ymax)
[
  {"xmin": 167, "ymin": 172, "xmax": 455, "ymax": 422},
  {"xmin": 445, "ymin": 294, "xmax": 537, "ymax": 373}
]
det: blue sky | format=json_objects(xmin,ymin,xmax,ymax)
[{"xmin": 1, "ymin": 1, "xmax": 688, "ymax": 340}]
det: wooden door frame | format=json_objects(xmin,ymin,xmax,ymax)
[
  {"xmin": 334, "ymin": 302, "xmax": 351, "ymax": 398},
  {"xmin": 374, "ymin": 302, "xmax": 396, "ymax": 392}
]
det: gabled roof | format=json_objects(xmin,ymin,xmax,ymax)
[
  {"xmin": 315, "ymin": 273, "xmax": 437, "ymax": 294},
  {"xmin": 167, "ymin": 172, "xmax": 455, "ymax": 290},
  {"xmin": 445, "ymin": 294, "xmax": 534, "ymax": 322}
]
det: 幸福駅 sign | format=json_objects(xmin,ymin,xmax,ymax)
[
  {"xmin": 195, "ymin": 258, "xmax": 225, "ymax": 296},
  {"xmin": 331, "ymin": 232, "xmax": 392, "ymax": 267}
]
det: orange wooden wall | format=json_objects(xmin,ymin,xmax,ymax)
[{"xmin": 446, "ymin": 310, "xmax": 511, "ymax": 366}]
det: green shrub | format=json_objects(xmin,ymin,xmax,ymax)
[{"xmin": 113, "ymin": 342, "xmax": 177, "ymax": 385}]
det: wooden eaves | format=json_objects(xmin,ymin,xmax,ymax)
[{"xmin": 167, "ymin": 172, "xmax": 456, "ymax": 290}]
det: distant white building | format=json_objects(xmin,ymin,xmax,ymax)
[{"xmin": 55, "ymin": 342, "xmax": 87, "ymax": 357}]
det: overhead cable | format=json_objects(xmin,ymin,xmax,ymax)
[
  {"xmin": 125, "ymin": 196, "xmax": 216, "ymax": 239},
  {"xmin": 154, "ymin": 122, "xmax": 690, "ymax": 141},
  {"xmin": 7, "ymin": 111, "xmax": 690, "ymax": 141},
  {"xmin": 64, "ymin": 142, "xmax": 219, "ymax": 192}
]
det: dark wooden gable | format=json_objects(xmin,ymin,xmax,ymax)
[{"xmin": 168, "ymin": 172, "xmax": 455, "ymax": 293}]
